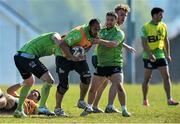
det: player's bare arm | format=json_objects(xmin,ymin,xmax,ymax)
[
  {"xmin": 93, "ymin": 38, "xmax": 118, "ymax": 48},
  {"xmin": 59, "ymin": 41, "xmax": 79, "ymax": 61},
  {"xmin": 164, "ymin": 37, "xmax": 171, "ymax": 62},
  {"xmin": 7, "ymin": 83, "xmax": 22, "ymax": 98},
  {"xmin": 123, "ymin": 43, "xmax": 136, "ymax": 53}
]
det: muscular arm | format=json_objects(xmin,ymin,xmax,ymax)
[
  {"xmin": 7, "ymin": 83, "xmax": 22, "ymax": 98},
  {"xmin": 164, "ymin": 37, "xmax": 170, "ymax": 57},
  {"xmin": 59, "ymin": 41, "xmax": 75, "ymax": 60},
  {"xmin": 164, "ymin": 37, "xmax": 171, "ymax": 62},
  {"xmin": 94, "ymin": 38, "xmax": 118, "ymax": 48}
]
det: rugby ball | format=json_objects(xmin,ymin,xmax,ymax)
[{"xmin": 70, "ymin": 46, "xmax": 85, "ymax": 57}]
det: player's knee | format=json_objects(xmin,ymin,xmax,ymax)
[
  {"xmin": 164, "ymin": 72, "xmax": 170, "ymax": 80},
  {"xmin": 24, "ymin": 76, "xmax": 35, "ymax": 86},
  {"xmin": 80, "ymin": 73, "xmax": 91, "ymax": 85},
  {"xmin": 57, "ymin": 83, "xmax": 69, "ymax": 95},
  {"xmin": 46, "ymin": 78, "xmax": 55, "ymax": 85},
  {"xmin": 117, "ymin": 83, "xmax": 124, "ymax": 92},
  {"xmin": 57, "ymin": 76, "xmax": 69, "ymax": 95},
  {"xmin": 144, "ymin": 75, "xmax": 152, "ymax": 84}
]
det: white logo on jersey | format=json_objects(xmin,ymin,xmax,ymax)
[
  {"xmin": 29, "ymin": 61, "xmax": 36, "ymax": 68},
  {"xmin": 59, "ymin": 68, "xmax": 65, "ymax": 73},
  {"xmin": 147, "ymin": 63, "xmax": 152, "ymax": 68}
]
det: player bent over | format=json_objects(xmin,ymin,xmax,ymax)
[{"xmin": 13, "ymin": 32, "xmax": 62, "ymax": 117}]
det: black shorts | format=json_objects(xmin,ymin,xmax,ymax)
[
  {"xmin": 91, "ymin": 55, "xmax": 98, "ymax": 69},
  {"xmin": 56, "ymin": 56, "xmax": 90, "ymax": 82},
  {"xmin": 14, "ymin": 52, "xmax": 48, "ymax": 79},
  {"xmin": 143, "ymin": 58, "xmax": 168, "ymax": 69},
  {"xmin": 94, "ymin": 66, "xmax": 122, "ymax": 77}
]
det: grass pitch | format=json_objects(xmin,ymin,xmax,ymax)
[{"xmin": 0, "ymin": 83, "xmax": 180, "ymax": 123}]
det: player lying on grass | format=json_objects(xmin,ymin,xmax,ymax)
[
  {"xmin": 80, "ymin": 11, "xmax": 131, "ymax": 117},
  {"xmin": 91, "ymin": 4, "xmax": 136, "ymax": 114},
  {"xmin": 13, "ymin": 32, "xmax": 62, "ymax": 117},
  {"xmin": 0, "ymin": 84, "xmax": 40, "ymax": 115}
]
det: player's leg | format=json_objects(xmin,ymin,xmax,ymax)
[
  {"xmin": 75, "ymin": 60, "xmax": 91, "ymax": 109},
  {"xmin": 27, "ymin": 57, "xmax": 55, "ymax": 115},
  {"xmin": 13, "ymin": 53, "xmax": 35, "ymax": 117},
  {"xmin": 92, "ymin": 79, "xmax": 108, "ymax": 113},
  {"xmin": 37, "ymin": 71, "xmax": 55, "ymax": 115},
  {"xmin": 158, "ymin": 65, "xmax": 179, "ymax": 105},
  {"xmin": 142, "ymin": 59, "xmax": 153, "ymax": 106},
  {"xmin": 16, "ymin": 76, "xmax": 35, "ymax": 110},
  {"xmin": 105, "ymin": 80, "xmax": 119, "ymax": 113},
  {"xmin": 80, "ymin": 75, "xmax": 106, "ymax": 116},
  {"xmin": 109, "ymin": 73, "xmax": 131, "ymax": 117},
  {"xmin": 91, "ymin": 55, "xmax": 106, "ymax": 112},
  {"xmin": 142, "ymin": 69, "xmax": 152, "ymax": 106},
  {"xmin": 39, "ymin": 72, "xmax": 54, "ymax": 107},
  {"xmin": 54, "ymin": 56, "xmax": 71, "ymax": 116}
]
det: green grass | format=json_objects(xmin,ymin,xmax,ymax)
[{"xmin": 0, "ymin": 84, "xmax": 180, "ymax": 123}]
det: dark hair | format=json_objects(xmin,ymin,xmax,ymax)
[
  {"xmin": 32, "ymin": 89, "xmax": 41, "ymax": 101},
  {"xmin": 151, "ymin": 7, "xmax": 164, "ymax": 16},
  {"xmin": 61, "ymin": 34, "xmax": 67, "ymax": 39},
  {"xmin": 89, "ymin": 18, "xmax": 101, "ymax": 26},
  {"xmin": 106, "ymin": 11, "xmax": 118, "ymax": 19}
]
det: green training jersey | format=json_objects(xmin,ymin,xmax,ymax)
[
  {"xmin": 54, "ymin": 24, "xmax": 93, "ymax": 57},
  {"xmin": 18, "ymin": 32, "xmax": 59, "ymax": 58},
  {"xmin": 141, "ymin": 21, "xmax": 167, "ymax": 59},
  {"xmin": 97, "ymin": 26, "xmax": 125, "ymax": 67}
]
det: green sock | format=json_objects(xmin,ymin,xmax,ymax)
[
  {"xmin": 17, "ymin": 85, "xmax": 31, "ymax": 111},
  {"xmin": 39, "ymin": 82, "xmax": 52, "ymax": 108}
]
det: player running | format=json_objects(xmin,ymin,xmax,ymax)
[
  {"xmin": 141, "ymin": 7, "xmax": 179, "ymax": 106},
  {"xmin": 81, "ymin": 11, "xmax": 131, "ymax": 117},
  {"xmin": 92, "ymin": 4, "xmax": 135, "ymax": 113},
  {"xmin": 13, "ymin": 32, "xmax": 62, "ymax": 117},
  {"xmin": 54, "ymin": 19, "xmax": 101, "ymax": 116}
]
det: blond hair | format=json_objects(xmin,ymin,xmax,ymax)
[{"xmin": 115, "ymin": 4, "xmax": 130, "ymax": 13}]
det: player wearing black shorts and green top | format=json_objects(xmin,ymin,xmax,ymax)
[
  {"xmin": 54, "ymin": 19, "xmax": 101, "ymax": 116},
  {"xmin": 81, "ymin": 12, "xmax": 131, "ymax": 117},
  {"xmin": 91, "ymin": 4, "xmax": 135, "ymax": 114},
  {"xmin": 13, "ymin": 32, "xmax": 62, "ymax": 117},
  {"xmin": 141, "ymin": 7, "xmax": 178, "ymax": 106}
]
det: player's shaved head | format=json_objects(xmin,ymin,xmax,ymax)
[{"xmin": 89, "ymin": 18, "xmax": 101, "ymax": 27}]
